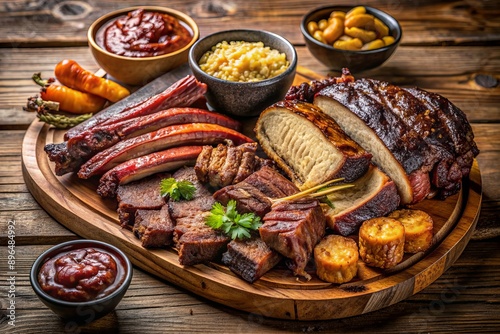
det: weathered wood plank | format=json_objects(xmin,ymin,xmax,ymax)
[
  {"xmin": 0, "ymin": 0, "xmax": 499, "ymax": 46},
  {"xmin": 1, "ymin": 243, "xmax": 498, "ymax": 332}
]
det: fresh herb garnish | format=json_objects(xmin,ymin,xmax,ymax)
[
  {"xmin": 160, "ymin": 178, "xmax": 196, "ymax": 201},
  {"xmin": 205, "ymin": 200, "xmax": 262, "ymax": 240}
]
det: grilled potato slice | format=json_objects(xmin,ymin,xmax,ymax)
[
  {"xmin": 359, "ymin": 217, "xmax": 405, "ymax": 269},
  {"xmin": 388, "ymin": 209, "xmax": 434, "ymax": 253},
  {"xmin": 314, "ymin": 235, "xmax": 359, "ymax": 283}
]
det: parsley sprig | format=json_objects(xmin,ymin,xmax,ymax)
[
  {"xmin": 160, "ymin": 178, "xmax": 196, "ymax": 201},
  {"xmin": 205, "ymin": 200, "xmax": 262, "ymax": 240}
]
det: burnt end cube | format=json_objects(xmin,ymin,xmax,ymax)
[{"xmin": 133, "ymin": 206, "xmax": 174, "ymax": 248}]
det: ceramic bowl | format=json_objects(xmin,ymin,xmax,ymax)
[
  {"xmin": 188, "ymin": 29, "xmax": 297, "ymax": 117},
  {"xmin": 301, "ymin": 5, "xmax": 402, "ymax": 72},
  {"xmin": 30, "ymin": 239, "xmax": 132, "ymax": 324},
  {"xmin": 88, "ymin": 6, "xmax": 199, "ymax": 85}
]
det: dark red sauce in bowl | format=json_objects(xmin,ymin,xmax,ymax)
[
  {"xmin": 37, "ymin": 247, "xmax": 126, "ymax": 302},
  {"xmin": 95, "ymin": 8, "xmax": 193, "ymax": 58},
  {"xmin": 30, "ymin": 240, "xmax": 132, "ymax": 322}
]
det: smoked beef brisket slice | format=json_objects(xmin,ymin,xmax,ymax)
[
  {"xmin": 322, "ymin": 165, "xmax": 400, "ymax": 236},
  {"xmin": 168, "ymin": 167, "xmax": 229, "ymax": 266},
  {"xmin": 133, "ymin": 205, "xmax": 174, "ymax": 248},
  {"xmin": 314, "ymin": 83, "xmax": 426, "ymax": 204},
  {"xmin": 221, "ymin": 236, "xmax": 283, "ymax": 283},
  {"xmin": 260, "ymin": 198, "xmax": 325, "ymax": 280},
  {"xmin": 403, "ymin": 87, "xmax": 479, "ymax": 198},
  {"xmin": 255, "ymin": 100, "xmax": 371, "ymax": 190},
  {"xmin": 116, "ymin": 174, "xmax": 167, "ymax": 227}
]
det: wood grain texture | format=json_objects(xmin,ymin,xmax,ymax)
[{"xmin": 19, "ymin": 67, "xmax": 482, "ymax": 320}]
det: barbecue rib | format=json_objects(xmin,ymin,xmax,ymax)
[
  {"xmin": 255, "ymin": 100, "xmax": 371, "ymax": 190},
  {"xmin": 66, "ymin": 108, "xmax": 241, "ymax": 169},
  {"xmin": 78, "ymin": 123, "xmax": 254, "ymax": 179},
  {"xmin": 45, "ymin": 76, "xmax": 208, "ymax": 176},
  {"xmin": 97, "ymin": 146, "xmax": 204, "ymax": 198}
]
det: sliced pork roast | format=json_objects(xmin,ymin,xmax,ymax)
[
  {"xmin": 311, "ymin": 76, "xmax": 478, "ymax": 204},
  {"xmin": 260, "ymin": 198, "xmax": 325, "ymax": 280},
  {"xmin": 255, "ymin": 100, "xmax": 371, "ymax": 190},
  {"xmin": 221, "ymin": 236, "xmax": 282, "ymax": 283},
  {"xmin": 168, "ymin": 167, "xmax": 229, "ymax": 266},
  {"xmin": 213, "ymin": 166, "xmax": 299, "ymax": 217},
  {"xmin": 322, "ymin": 165, "xmax": 400, "ymax": 236}
]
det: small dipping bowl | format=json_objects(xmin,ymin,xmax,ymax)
[
  {"xmin": 30, "ymin": 239, "xmax": 132, "ymax": 324},
  {"xmin": 188, "ymin": 29, "xmax": 297, "ymax": 117},
  {"xmin": 88, "ymin": 6, "xmax": 199, "ymax": 85},
  {"xmin": 301, "ymin": 5, "xmax": 402, "ymax": 72}
]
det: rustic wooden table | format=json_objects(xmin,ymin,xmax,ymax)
[{"xmin": 1, "ymin": 0, "xmax": 499, "ymax": 332}]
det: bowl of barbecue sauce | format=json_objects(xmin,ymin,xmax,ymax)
[
  {"xmin": 30, "ymin": 240, "xmax": 132, "ymax": 324},
  {"xmin": 88, "ymin": 6, "xmax": 199, "ymax": 85}
]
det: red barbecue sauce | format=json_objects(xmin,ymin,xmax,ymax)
[
  {"xmin": 38, "ymin": 247, "xmax": 125, "ymax": 302},
  {"xmin": 96, "ymin": 8, "xmax": 193, "ymax": 58}
]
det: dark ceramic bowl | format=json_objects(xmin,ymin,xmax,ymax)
[
  {"xmin": 188, "ymin": 29, "xmax": 297, "ymax": 117},
  {"xmin": 30, "ymin": 240, "xmax": 132, "ymax": 324},
  {"xmin": 301, "ymin": 5, "xmax": 402, "ymax": 72}
]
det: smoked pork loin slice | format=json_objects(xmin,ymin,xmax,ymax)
[
  {"xmin": 221, "ymin": 236, "xmax": 282, "ymax": 283},
  {"xmin": 255, "ymin": 100, "xmax": 371, "ymax": 190},
  {"xmin": 313, "ymin": 77, "xmax": 478, "ymax": 203},
  {"xmin": 322, "ymin": 165, "xmax": 400, "ymax": 236},
  {"xmin": 260, "ymin": 198, "xmax": 325, "ymax": 280}
]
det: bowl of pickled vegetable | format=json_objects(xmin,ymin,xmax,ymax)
[{"xmin": 301, "ymin": 5, "xmax": 402, "ymax": 72}]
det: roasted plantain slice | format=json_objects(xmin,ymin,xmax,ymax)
[
  {"xmin": 388, "ymin": 209, "xmax": 434, "ymax": 253},
  {"xmin": 314, "ymin": 234, "xmax": 359, "ymax": 283},
  {"xmin": 359, "ymin": 217, "xmax": 405, "ymax": 269}
]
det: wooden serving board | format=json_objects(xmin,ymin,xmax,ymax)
[{"xmin": 21, "ymin": 66, "xmax": 482, "ymax": 320}]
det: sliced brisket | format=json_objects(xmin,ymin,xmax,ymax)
[
  {"xmin": 168, "ymin": 167, "xmax": 229, "ymax": 266},
  {"xmin": 116, "ymin": 174, "xmax": 167, "ymax": 227},
  {"xmin": 133, "ymin": 205, "xmax": 175, "ymax": 248},
  {"xmin": 260, "ymin": 198, "xmax": 325, "ymax": 280},
  {"xmin": 221, "ymin": 236, "xmax": 282, "ymax": 283}
]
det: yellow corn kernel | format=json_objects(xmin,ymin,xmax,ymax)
[
  {"xmin": 344, "ymin": 26, "xmax": 377, "ymax": 43},
  {"xmin": 333, "ymin": 38, "xmax": 363, "ymax": 50},
  {"xmin": 383, "ymin": 36, "xmax": 395, "ymax": 46},
  {"xmin": 361, "ymin": 39, "xmax": 385, "ymax": 50},
  {"xmin": 346, "ymin": 6, "xmax": 366, "ymax": 19},
  {"xmin": 307, "ymin": 21, "xmax": 319, "ymax": 35}
]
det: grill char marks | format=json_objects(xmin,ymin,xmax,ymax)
[
  {"xmin": 168, "ymin": 167, "xmax": 229, "ymax": 266},
  {"xmin": 314, "ymin": 77, "xmax": 479, "ymax": 203},
  {"xmin": 260, "ymin": 198, "xmax": 326, "ymax": 280},
  {"xmin": 213, "ymin": 166, "xmax": 299, "ymax": 218}
]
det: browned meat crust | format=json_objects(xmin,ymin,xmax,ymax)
[{"xmin": 133, "ymin": 206, "xmax": 175, "ymax": 248}]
